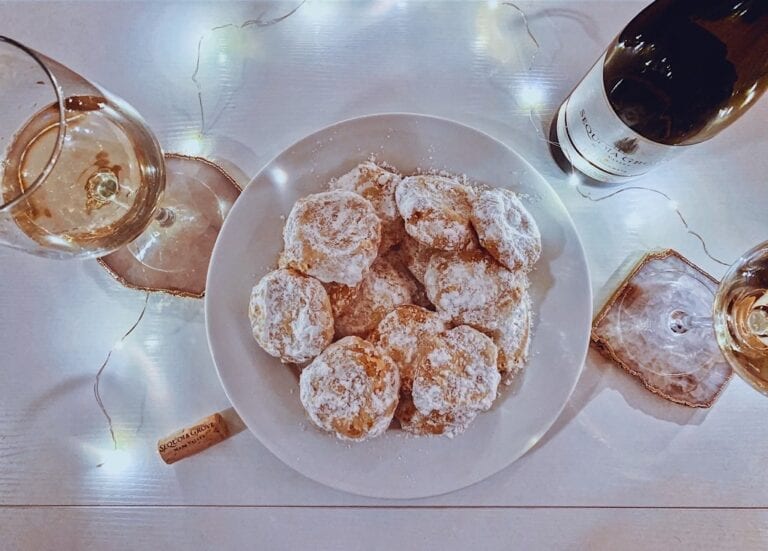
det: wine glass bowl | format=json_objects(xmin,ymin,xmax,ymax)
[
  {"xmin": 0, "ymin": 36, "xmax": 241, "ymax": 296},
  {"xmin": 0, "ymin": 37, "xmax": 165, "ymax": 259},
  {"xmin": 714, "ymin": 241, "xmax": 768, "ymax": 395}
]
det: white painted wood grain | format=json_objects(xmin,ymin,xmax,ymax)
[
  {"xmin": 0, "ymin": 0, "xmax": 767, "ymax": 518},
  {"xmin": 2, "ymin": 507, "xmax": 768, "ymax": 551}
]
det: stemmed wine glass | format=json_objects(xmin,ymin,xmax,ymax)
[{"xmin": 0, "ymin": 37, "xmax": 239, "ymax": 296}]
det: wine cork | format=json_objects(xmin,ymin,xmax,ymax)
[{"xmin": 158, "ymin": 413, "xmax": 230, "ymax": 465}]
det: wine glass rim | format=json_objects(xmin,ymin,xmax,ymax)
[
  {"xmin": 718, "ymin": 239, "xmax": 768, "ymax": 289},
  {"xmin": 0, "ymin": 36, "xmax": 66, "ymax": 213}
]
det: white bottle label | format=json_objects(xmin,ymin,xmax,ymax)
[{"xmin": 558, "ymin": 53, "xmax": 682, "ymax": 181}]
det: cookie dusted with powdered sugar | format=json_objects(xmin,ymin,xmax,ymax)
[
  {"xmin": 424, "ymin": 249, "xmax": 526, "ymax": 321},
  {"xmin": 369, "ymin": 305, "xmax": 448, "ymax": 393},
  {"xmin": 249, "ymin": 269, "xmax": 334, "ymax": 364},
  {"xmin": 299, "ymin": 337, "xmax": 400, "ymax": 441},
  {"xmin": 405, "ymin": 325, "xmax": 500, "ymax": 437},
  {"xmin": 382, "ymin": 245, "xmax": 434, "ymax": 310},
  {"xmin": 470, "ymin": 188, "xmax": 541, "ymax": 273},
  {"xmin": 400, "ymin": 234, "xmax": 434, "ymax": 285},
  {"xmin": 491, "ymin": 292, "xmax": 532, "ymax": 384},
  {"xmin": 331, "ymin": 257, "xmax": 415, "ymax": 339},
  {"xmin": 395, "ymin": 175, "xmax": 476, "ymax": 251},
  {"xmin": 280, "ymin": 190, "xmax": 381, "ymax": 286},
  {"xmin": 395, "ymin": 394, "xmax": 477, "ymax": 437}
]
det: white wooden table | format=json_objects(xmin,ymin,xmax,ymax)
[{"xmin": 2, "ymin": 1, "xmax": 767, "ymax": 549}]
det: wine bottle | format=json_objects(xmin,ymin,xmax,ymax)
[{"xmin": 554, "ymin": 0, "xmax": 768, "ymax": 183}]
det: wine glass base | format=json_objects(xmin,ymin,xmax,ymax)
[
  {"xmin": 592, "ymin": 249, "xmax": 733, "ymax": 408},
  {"xmin": 98, "ymin": 154, "xmax": 241, "ymax": 298}
]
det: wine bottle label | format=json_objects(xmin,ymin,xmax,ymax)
[{"xmin": 557, "ymin": 54, "xmax": 682, "ymax": 182}]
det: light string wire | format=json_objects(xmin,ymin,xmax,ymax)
[
  {"xmin": 191, "ymin": 1, "xmax": 306, "ymax": 134},
  {"xmin": 93, "ymin": 292, "xmax": 150, "ymax": 449}
]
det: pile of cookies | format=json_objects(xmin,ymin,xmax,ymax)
[{"xmin": 249, "ymin": 161, "xmax": 541, "ymax": 441}]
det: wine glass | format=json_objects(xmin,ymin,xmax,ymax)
[
  {"xmin": 713, "ymin": 242, "xmax": 768, "ymax": 393},
  {"xmin": 618, "ymin": 241, "xmax": 768, "ymax": 396},
  {"xmin": 0, "ymin": 37, "xmax": 239, "ymax": 296}
]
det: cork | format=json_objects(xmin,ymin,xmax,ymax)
[{"xmin": 158, "ymin": 413, "xmax": 230, "ymax": 465}]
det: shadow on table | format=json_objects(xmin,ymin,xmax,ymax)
[
  {"xmin": 21, "ymin": 374, "xmax": 95, "ymax": 421},
  {"xmin": 531, "ymin": 345, "xmax": 712, "ymax": 454}
]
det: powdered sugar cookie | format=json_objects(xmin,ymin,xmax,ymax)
[
  {"xmin": 330, "ymin": 161, "xmax": 405, "ymax": 252},
  {"xmin": 281, "ymin": 190, "xmax": 381, "ymax": 286},
  {"xmin": 299, "ymin": 336, "xmax": 400, "ymax": 441},
  {"xmin": 409, "ymin": 325, "xmax": 500, "ymax": 436},
  {"xmin": 333, "ymin": 257, "xmax": 414, "ymax": 338},
  {"xmin": 413, "ymin": 325, "xmax": 500, "ymax": 414},
  {"xmin": 395, "ymin": 175, "xmax": 475, "ymax": 251},
  {"xmin": 424, "ymin": 250, "xmax": 525, "ymax": 320},
  {"xmin": 471, "ymin": 188, "xmax": 541, "ymax": 272},
  {"xmin": 249, "ymin": 269, "xmax": 334, "ymax": 364},
  {"xmin": 369, "ymin": 305, "xmax": 448, "ymax": 392}
]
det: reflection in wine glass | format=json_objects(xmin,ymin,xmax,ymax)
[{"xmin": 0, "ymin": 37, "xmax": 239, "ymax": 296}]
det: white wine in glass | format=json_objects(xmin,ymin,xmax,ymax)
[
  {"xmin": 0, "ymin": 36, "xmax": 239, "ymax": 295},
  {"xmin": 714, "ymin": 243, "xmax": 768, "ymax": 394},
  {"xmin": 2, "ymin": 95, "xmax": 165, "ymax": 256}
]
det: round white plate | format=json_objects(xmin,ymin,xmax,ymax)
[{"xmin": 205, "ymin": 113, "xmax": 592, "ymax": 499}]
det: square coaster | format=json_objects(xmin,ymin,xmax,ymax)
[{"xmin": 592, "ymin": 249, "xmax": 732, "ymax": 408}]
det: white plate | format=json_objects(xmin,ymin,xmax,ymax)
[{"xmin": 205, "ymin": 113, "xmax": 592, "ymax": 499}]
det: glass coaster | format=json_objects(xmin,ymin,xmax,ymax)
[
  {"xmin": 592, "ymin": 249, "xmax": 732, "ymax": 407},
  {"xmin": 98, "ymin": 154, "xmax": 242, "ymax": 298}
]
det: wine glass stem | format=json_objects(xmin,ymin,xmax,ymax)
[
  {"xmin": 154, "ymin": 207, "xmax": 175, "ymax": 228},
  {"xmin": 684, "ymin": 315, "xmax": 712, "ymax": 329},
  {"xmin": 669, "ymin": 310, "xmax": 712, "ymax": 334}
]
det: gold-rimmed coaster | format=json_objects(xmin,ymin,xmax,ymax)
[
  {"xmin": 98, "ymin": 153, "xmax": 242, "ymax": 298},
  {"xmin": 592, "ymin": 249, "xmax": 732, "ymax": 408}
]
